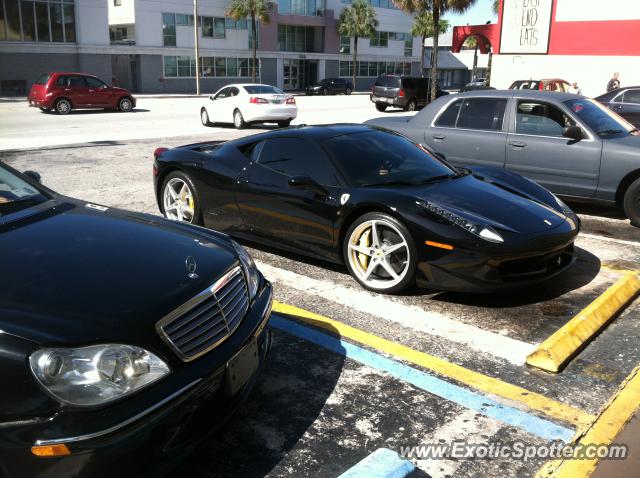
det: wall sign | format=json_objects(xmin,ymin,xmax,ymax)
[{"xmin": 500, "ymin": 0, "xmax": 554, "ymax": 54}]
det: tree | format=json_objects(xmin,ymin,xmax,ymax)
[
  {"xmin": 492, "ymin": 0, "xmax": 499, "ymax": 15},
  {"xmin": 412, "ymin": 12, "xmax": 449, "ymax": 78},
  {"xmin": 463, "ymin": 35, "xmax": 479, "ymax": 81},
  {"xmin": 227, "ymin": 0, "xmax": 272, "ymax": 83},
  {"xmin": 338, "ymin": 0, "xmax": 378, "ymax": 91},
  {"xmin": 394, "ymin": 0, "xmax": 477, "ymax": 100}
]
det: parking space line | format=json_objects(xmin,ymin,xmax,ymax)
[
  {"xmin": 272, "ymin": 302, "xmax": 594, "ymax": 430},
  {"xmin": 257, "ymin": 261, "xmax": 537, "ymax": 365},
  {"xmin": 527, "ymin": 271, "xmax": 640, "ymax": 373},
  {"xmin": 534, "ymin": 366, "xmax": 640, "ymax": 478},
  {"xmin": 271, "ymin": 315, "xmax": 576, "ymax": 442},
  {"xmin": 337, "ymin": 448, "xmax": 415, "ymax": 478},
  {"xmin": 580, "ymin": 233, "xmax": 640, "ymax": 248}
]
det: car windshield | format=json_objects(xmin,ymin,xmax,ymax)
[
  {"xmin": 322, "ymin": 130, "xmax": 457, "ymax": 187},
  {"xmin": 564, "ymin": 98, "xmax": 636, "ymax": 137},
  {"xmin": 0, "ymin": 165, "xmax": 49, "ymax": 216},
  {"xmin": 243, "ymin": 85, "xmax": 284, "ymax": 94},
  {"xmin": 34, "ymin": 73, "xmax": 50, "ymax": 85}
]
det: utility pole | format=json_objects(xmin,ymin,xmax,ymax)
[{"xmin": 194, "ymin": 0, "xmax": 201, "ymax": 95}]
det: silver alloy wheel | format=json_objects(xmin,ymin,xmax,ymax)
[
  {"xmin": 234, "ymin": 110, "xmax": 244, "ymax": 128},
  {"xmin": 56, "ymin": 99, "xmax": 71, "ymax": 114},
  {"xmin": 346, "ymin": 87, "xmax": 352, "ymax": 95},
  {"xmin": 163, "ymin": 178, "xmax": 195, "ymax": 223},
  {"xmin": 407, "ymin": 99, "xmax": 417, "ymax": 111},
  {"xmin": 347, "ymin": 219, "xmax": 410, "ymax": 290},
  {"xmin": 119, "ymin": 97, "xmax": 132, "ymax": 112},
  {"xmin": 201, "ymin": 108, "xmax": 210, "ymax": 126}
]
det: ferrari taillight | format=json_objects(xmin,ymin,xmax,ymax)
[
  {"xmin": 153, "ymin": 147, "xmax": 168, "ymax": 159},
  {"xmin": 250, "ymin": 97, "xmax": 268, "ymax": 104}
]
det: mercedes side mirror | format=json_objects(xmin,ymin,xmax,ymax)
[
  {"xmin": 288, "ymin": 176, "xmax": 327, "ymax": 196},
  {"xmin": 563, "ymin": 125, "xmax": 584, "ymax": 141},
  {"xmin": 23, "ymin": 170, "xmax": 41, "ymax": 183}
]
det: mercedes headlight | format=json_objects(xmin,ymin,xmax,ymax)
[
  {"xmin": 232, "ymin": 240, "xmax": 259, "ymax": 300},
  {"xmin": 418, "ymin": 201, "xmax": 504, "ymax": 243},
  {"xmin": 29, "ymin": 344, "xmax": 170, "ymax": 407}
]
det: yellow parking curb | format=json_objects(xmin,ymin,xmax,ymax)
[
  {"xmin": 527, "ymin": 271, "xmax": 640, "ymax": 373},
  {"xmin": 534, "ymin": 365, "xmax": 640, "ymax": 478},
  {"xmin": 273, "ymin": 301, "xmax": 594, "ymax": 429}
]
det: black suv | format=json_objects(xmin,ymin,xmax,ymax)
[{"xmin": 370, "ymin": 75, "xmax": 447, "ymax": 112}]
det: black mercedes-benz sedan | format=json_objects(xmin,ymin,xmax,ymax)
[
  {"xmin": 0, "ymin": 162, "xmax": 273, "ymax": 478},
  {"xmin": 153, "ymin": 124, "xmax": 580, "ymax": 294}
]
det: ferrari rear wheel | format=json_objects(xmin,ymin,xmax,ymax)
[
  {"xmin": 161, "ymin": 172, "xmax": 203, "ymax": 225},
  {"xmin": 344, "ymin": 212, "xmax": 416, "ymax": 294}
]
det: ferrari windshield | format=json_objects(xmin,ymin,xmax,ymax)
[
  {"xmin": 0, "ymin": 164, "xmax": 48, "ymax": 216},
  {"xmin": 564, "ymin": 98, "xmax": 636, "ymax": 137},
  {"xmin": 322, "ymin": 130, "xmax": 456, "ymax": 187}
]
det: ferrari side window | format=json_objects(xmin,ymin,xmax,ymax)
[
  {"xmin": 434, "ymin": 99, "xmax": 462, "ymax": 127},
  {"xmin": 257, "ymin": 138, "xmax": 339, "ymax": 186}
]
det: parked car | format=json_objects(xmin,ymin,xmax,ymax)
[
  {"xmin": 305, "ymin": 78, "xmax": 354, "ymax": 96},
  {"xmin": 509, "ymin": 79, "xmax": 570, "ymax": 92},
  {"xmin": 370, "ymin": 75, "xmax": 448, "ymax": 112},
  {"xmin": 153, "ymin": 125, "xmax": 579, "ymax": 294},
  {"xmin": 460, "ymin": 78, "xmax": 495, "ymax": 92},
  {"xmin": 27, "ymin": 72, "xmax": 136, "ymax": 115},
  {"xmin": 595, "ymin": 86, "xmax": 640, "ymax": 128},
  {"xmin": 0, "ymin": 161, "xmax": 273, "ymax": 478},
  {"xmin": 200, "ymin": 84, "xmax": 297, "ymax": 129},
  {"xmin": 366, "ymin": 90, "xmax": 640, "ymax": 225}
]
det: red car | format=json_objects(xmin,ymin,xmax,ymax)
[{"xmin": 27, "ymin": 72, "xmax": 136, "ymax": 115}]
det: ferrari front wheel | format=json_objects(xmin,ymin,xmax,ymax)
[
  {"xmin": 344, "ymin": 212, "xmax": 416, "ymax": 294},
  {"xmin": 161, "ymin": 171, "xmax": 203, "ymax": 225}
]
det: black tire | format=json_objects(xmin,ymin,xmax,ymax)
[
  {"xmin": 375, "ymin": 103, "xmax": 388, "ymax": 112},
  {"xmin": 160, "ymin": 171, "xmax": 204, "ymax": 226},
  {"xmin": 118, "ymin": 96, "xmax": 133, "ymax": 112},
  {"xmin": 278, "ymin": 120, "xmax": 291, "ymax": 128},
  {"xmin": 343, "ymin": 212, "xmax": 417, "ymax": 294},
  {"xmin": 623, "ymin": 177, "xmax": 640, "ymax": 227},
  {"xmin": 201, "ymin": 107, "xmax": 211, "ymax": 126},
  {"xmin": 405, "ymin": 99, "xmax": 417, "ymax": 112},
  {"xmin": 39, "ymin": 107, "xmax": 48, "ymax": 112},
  {"xmin": 322, "ymin": 87, "xmax": 328, "ymax": 96},
  {"xmin": 233, "ymin": 109, "xmax": 246, "ymax": 129},
  {"xmin": 55, "ymin": 98, "xmax": 72, "ymax": 115},
  {"xmin": 345, "ymin": 87, "xmax": 352, "ymax": 95}
]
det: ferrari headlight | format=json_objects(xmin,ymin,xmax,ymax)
[
  {"xmin": 231, "ymin": 240, "xmax": 259, "ymax": 300},
  {"xmin": 417, "ymin": 201, "xmax": 504, "ymax": 244},
  {"xmin": 554, "ymin": 195, "xmax": 574, "ymax": 216},
  {"xmin": 29, "ymin": 345, "xmax": 169, "ymax": 407}
]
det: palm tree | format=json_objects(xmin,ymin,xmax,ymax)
[
  {"xmin": 227, "ymin": 0, "xmax": 272, "ymax": 83},
  {"xmin": 463, "ymin": 35, "xmax": 479, "ymax": 81},
  {"xmin": 411, "ymin": 12, "xmax": 449, "ymax": 78},
  {"xmin": 394, "ymin": 0, "xmax": 477, "ymax": 100},
  {"xmin": 492, "ymin": 0, "xmax": 499, "ymax": 15},
  {"xmin": 338, "ymin": 0, "xmax": 378, "ymax": 91}
]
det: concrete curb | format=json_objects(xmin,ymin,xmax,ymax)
[
  {"xmin": 338, "ymin": 448, "xmax": 415, "ymax": 478},
  {"xmin": 527, "ymin": 271, "xmax": 640, "ymax": 373}
]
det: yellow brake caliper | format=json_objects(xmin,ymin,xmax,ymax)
[{"xmin": 357, "ymin": 229, "xmax": 372, "ymax": 269}]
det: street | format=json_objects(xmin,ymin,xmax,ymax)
[{"xmin": 2, "ymin": 94, "xmax": 640, "ymax": 477}]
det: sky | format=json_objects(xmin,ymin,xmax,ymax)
[{"xmin": 443, "ymin": 0, "xmax": 498, "ymax": 27}]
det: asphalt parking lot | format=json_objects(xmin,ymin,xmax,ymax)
[{"xmin": 2, "ymin": 98, "xmax": 640, "ymax": 477}]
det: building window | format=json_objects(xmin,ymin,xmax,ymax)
[
  {"xmin": 201, "ymin": 16, "xmax": 225, "ymax": 38},
  {"xmin": 162, "ymin": 13, "xmax": 176, "ymax": 46},
  {"xmin": 225, "ymin": 17, "xmax": 247, "ymax": 29},
  {"xmin": 277, "ymin": 24, "xmax": 322, "ymax": 52},
  {"xmin": 278, "ymin": 0, "xmax": 324, "ymax": 16},
  {"xmin": 0, "ymin": 0, "xmax": 75, "ymax": 43},
  {"xmin": 340, "ymin": 35, "xmax": 350, "ymax": 54},
  {"xmin": 113, "ymin": 0, "xmax": 121, "ymax": 6},
  {"xmin": 341, "ymin": 0, "xmax": 396, "ymax": 9},
  {"xmin": 164, "ymin": 56, "xmax": 260, "ymax": 78},
  {"xmin": 370, "ymin": 31, "xmax": 388, "ymax": 48},
  {"xmin": 338, "ymin": 60, "xmax": 411, "ymax": 77},
  {"xmin": 176, "ymin": 14, "xmax": 194, "ymax": 26}
]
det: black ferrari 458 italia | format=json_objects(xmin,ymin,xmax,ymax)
[{"xmin": 153, "ymin": 124, "xmax": 580, "ymax": 294}]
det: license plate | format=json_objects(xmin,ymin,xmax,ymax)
[
  {"xmin": 224, "ymin": 337, "xmax": 259, "ymax": 396},
  {"xmin": 385, "ymin": 98, "xmax": 394, "ymax": 104}
]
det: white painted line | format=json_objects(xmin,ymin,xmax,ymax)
[
  {"xmin": 257, "ymin": 261, "xmax": 537, "ymax": 366},
  {"xmin": 579, "ymin": 233, "xmax": 640, "ymax": 247}
]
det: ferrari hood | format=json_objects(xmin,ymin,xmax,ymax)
[{"xmin": 411, "ymin": 175, "xmax": 567, "ymax": 234}]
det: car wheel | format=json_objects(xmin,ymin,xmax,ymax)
[
  {"xmin": 118, "ymin": 97, "xmax": 133, "ymax": 112},
  {"xmin": 322, "ymin": 88, "xmax": 328, "ymax": 96},
  {"xmin": 343, "ymin": 212, "xmax": 417, "ymax": 294},
  {"xmin": 161, "ymin": 171, "xmax": 203, "ymax": 225},
  {"xmin": 405, "ymin": 99, "xmax": 417, "ymax": 112},
  {"xmin": 201, "ymin": 108, "xmax": 211, "ymax": 126},
  {"xmin": 375, "ymin": 103, "xmax": 387, "ymax": 112},
  {"xmin": 623, "ymin": 177, "xmax": 640, "ymax": 227},
  {"xmin": 278, "ymin": 120, "xmax": 291, "ymax": 128},
  {"xmin": 233, "ymin": 109, "xmax": 246, "ymax": 129},
  {"xmin": 55, "ymin": 98, "xmax": 72, "ymax": 115},
  {"xmin": 345, "ymin": 87, "xmax": 352, "ymax": 95}
]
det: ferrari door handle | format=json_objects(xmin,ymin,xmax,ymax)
[
  {"xmin": 432, "ymin": 134, "xmax": 446, "ymax": 140},
  {"xmin": 509, "ymin": 141, "xmax": 527, "ymax": 148}
]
